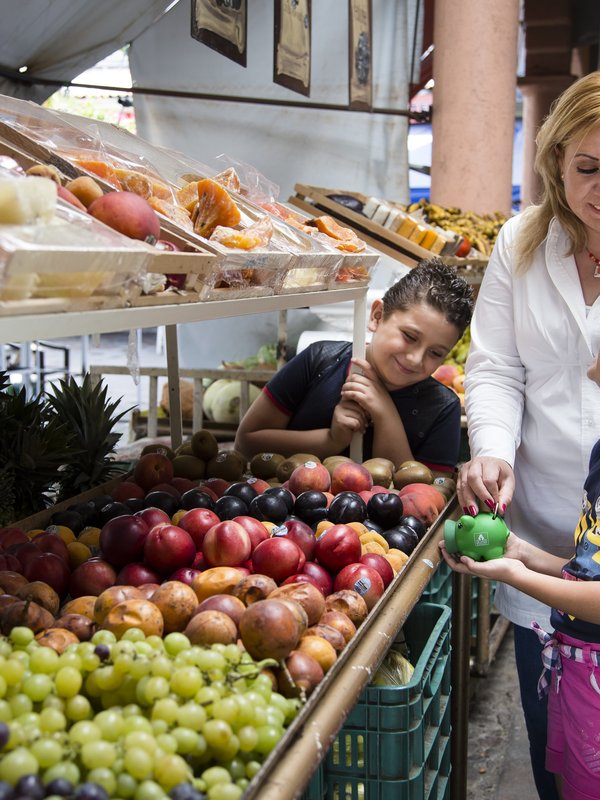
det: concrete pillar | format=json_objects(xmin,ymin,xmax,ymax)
[
  {"xmin": 519, "ymin": 76, "xmax": 575, "ymax": 207},
  {"xmin": 430, "ymin": 0, "xmax": 520, "ymax": 215}
]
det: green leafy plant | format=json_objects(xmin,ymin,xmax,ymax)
[
  {"xmin": 0, "ymin": 372, "xmax": 74, "ymax": 524},
  {"xmin": 46, "ymin": 374, "xmax": 133, "ymax": 501}
]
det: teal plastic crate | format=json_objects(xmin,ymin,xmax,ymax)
[
  {"xmin": 324, "ymin": 732, "xmax": 451, "ymax": 799},
  {"xmin": 324, "ymin": 603, "xmax": 451, "ymax": 792},
  {"xmin": 419, "ymin": 561, "xmax": 453, "ymax": 607}
]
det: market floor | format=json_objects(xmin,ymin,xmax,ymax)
[{"xmin": 16, "ymin": 332, "xmax": 539, "ymax": 799}]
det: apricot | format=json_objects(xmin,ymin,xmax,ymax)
[
  {"xmin": 232, "ymin": 573, "xmax": 277, "ymax": 605},
  {"xmin": 35, "ymin": 628, "xmax": 80, "ymax": 654},
  {"xmin": 65, "ymin": 176, "xmax": 104, "ymax": 208},
  {"xmin": 305, "ymin": 623, "xmax": 346, "ymax": 653},
  {"xmin": 319, "ymin": 610, "xmax": 356, "ymax": 644},
  {"xmin": 94, "ymin": 585, "xmax": 144, "ymax": 625},
  {"xmin": 101, "ymin": 599, "xmax": 164, "ymax": 638},
  {"xmin": 184, "ymin": 610, "xmax": 238, "ymax": 646},
  {"xmin": 16, "ymin": 581, "xmax": 60, "ymax": 616},
  {"xmin": 269, "ymin": 582, "xmax": 326, "ymax": 626},
  {"xmin": 151, "ymin": 581, "xmax": 198, "ymax": 633},
  {"xmin": 60, "ymin": 595, "xmax": 96, "ymax": 619},
  {"xmin": 239, "ymin": 599, "xmax": 302, "ymax": 661},
  {"xmin": 88, "ymin": 191, "xmax": 161, "ymax": 241},
  {"xmin": 191, "ymin": 566, "xmax": 247, "ymax": 603},
  {"xmin": 324, "ymin": 590, "xmax": 369, "ymax": 627},
  {"xmin": 298, "ymin": 635, "xmax": 337, "ymax": 673}
]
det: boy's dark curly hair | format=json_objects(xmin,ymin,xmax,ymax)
[{"xmin": 382, "ymin": 258, "xmax": 474, "ymax": 334}]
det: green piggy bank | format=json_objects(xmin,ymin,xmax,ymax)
[{"xmin": 444, "ymin": 511, "xmax": 509, "ymax": 561}]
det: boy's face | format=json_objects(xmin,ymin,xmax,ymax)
[
  {"xmin": 587, "ymin": 353, "xmax": 600, "ymax": 387},
  {"xmin": 367, "ymin": 300, "xmax": 460, "ymax": 390}
]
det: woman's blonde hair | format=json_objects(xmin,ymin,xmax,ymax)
[{"xmin": 515, "ymin": 71, "xmax": 600, "ymax": 272}]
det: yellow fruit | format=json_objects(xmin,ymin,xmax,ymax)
[
  {"xmin": 45, "ymin": 525, "xmax": 76, "ymax": 545},
  {"xmin": 77, "ymin": 527, "xmax": 101, "ymax": 549},
  {"xmin": 261, "ymin": 521, "xmax": 278, "ymax": 535},
  {"xmin": 358, "ymin": 531, "xmax": 389, "ymax": 552},
  {"xmin": 172, "ymin": 510, "xmax": 187, "ymax": 525},
  {"xmin": 315, "ymin": 520, "xmax": 335, "ymax": 538},
  {"xmin": 26, "ymin": 529, "xmax": 45, "ymax": 539},
  {"xmin": 348, "ymin": 522, "xmax": 370, "ymax": 537},
  {"xmin": 361, "ymin": 541, "xmax": 386, "ymax": 556},
  {"xmin": 385, "ymin": 549, "xmax": 410, "ymax": 573},
  {"xmin": 67, "ymin": 541, "xmax": 91, "ymax": 569}
]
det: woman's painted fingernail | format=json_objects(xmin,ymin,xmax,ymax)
[
  {"xmin": 462, "ymin": 507, "xmax": 470, "ymax": 515},
  {"xmin": 469, "ymin": 506, "xmax": 478, "ymax": 517},
  {"xmin": 484, "ymin": 499, "xmax": 495, "ymax": 510},
  {"xmin": 501, "ymin": 503, "xmax": 506, "ymax": 514}
]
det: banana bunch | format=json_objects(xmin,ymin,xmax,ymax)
[{"xmin": 406, "ymin": 200, "xmax": 507, "ymax": 256}]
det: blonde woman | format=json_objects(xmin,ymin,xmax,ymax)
[{"xmin": 457, "ymin": 72, "xmax": 600, "ymax": 798}]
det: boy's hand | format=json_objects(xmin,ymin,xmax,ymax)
[
  {"xmin": 439, "ymin": 536, "xmax": 525, "ymax": 581},
  {"xmin": 330, "ymin": 399, "xmax": 368, "ymax": 450},
  {"xmin": 342, "ymin": 358, "xmax": 395, "ymax": 420}
]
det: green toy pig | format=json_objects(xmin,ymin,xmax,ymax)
[{"xmin": 444, "ymin": 511, "xmax": 509, "ymax": 561}]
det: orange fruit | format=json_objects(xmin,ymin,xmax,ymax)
[
  {"xmin": 45, "ymin": 525, "xmax": 76, "ymax": 545},
  {"xmin": 298, "ymin": 635, "xmax": 337, "ymax": 673},
  {"xmin": 67, "ymin": 541, "xmax": 91, "ymax": 569},
  {"xmin": 77, "ymin": 527, "xmax": 101, "ymax": 549}
]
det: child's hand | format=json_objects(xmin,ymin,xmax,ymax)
[
  {"xmin": 342, "ymin": 358, "xmax": 395, "ymax": 421},
  {"xmin": 439, "ymin": 538, "xmax": 525, "ymax": 581},
  {"xmin": 330, "ymin": 399, "xmax": 368, "ymax": 450}
]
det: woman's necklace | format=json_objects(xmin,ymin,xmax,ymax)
[{"xmin": 587, "ymin": 249, "xmax": 600, "ymax": 278}]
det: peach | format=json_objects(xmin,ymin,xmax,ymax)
[
  {"xmin": 288, "ymin": 461, "xmax": 331, "ymax": 496},
  {"xmin": 65, "ymin": 176, "xmax": 104, "ymax": 208},
  {"xmin": 88, "ymin": 190, "xmax": 161, "ymax": 241},
  {"xmin": 330, "ymin": 462, "xmax": 373, "ymax": 495},
  {"xmin": 432, "ymin": 364, "xmax": 460, "ymax": 387}
]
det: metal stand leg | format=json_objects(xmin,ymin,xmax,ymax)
[
  {"xmin": 165, "ymin": 325, "xmax": 183, "ymax": 450},
  {"xmin": 451, "ymin": 571, "xmax": 471, "ymax": 800}
]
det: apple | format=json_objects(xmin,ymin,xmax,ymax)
[
  {"xmin": 301, "ymin": 561, "xmax": 334, "ymax": 596},
  {"xmin": 169, "ymin": 567, "xmax": 202, "ymax": 587},
  {"xmin": 432, "ymin": 363, "xmax": 460, "ymax": 387},
  {"xmin": 282, "ymin": 573, "xmax": 325, "ymax": 593},
  {"xmin": 371, "ymin": 485, "xmax": 391, "ymax": 495},
  {"xmin": 100, "ymin": 515, "xmax": 150, "ymax": 569},
  {"xmin": 330, "ymin": 462, "xmax": 373, "ymax": 495},
  {"xmin": 0, "ymin": 554, "xmax": 23, "ymax": 572},
  {"xmin": 32, "ymin": 532, "xmax": 70, "ymax": 562},
  {"xmin": 144, "ymin": 524, "xmax": 196, "ymax": 574},
  {"xmin": 232, "ymin": 516, "xmax": 269, "ymax": 550},
  {"xmin": 359, "ymin": 490, "xmax": 373, "ymax": 504},
  {"xmin": 68, "ymin": 559, "xmax": 116, "ymax": 598},
  {"xmin": 111, "ymin": 481, "xmax": 146, "ymax": 502},
  {"xmin": 274, "ymin": 518, "xmax": 316, "ymax": 560},
  {"xmin": 133, "ymin": 452, "xmax": 174, "ymax": 492},
  {"xmin": 360, "ymin": 553, "xmax": 395, "ymax": 588},
  {"xmin": 251, "ymin": 537, "xmax": 305, "ymax": 584},
  {"xmin": 134, "ymin": 507, "xmax": 171, "ymax": 530},
  {"xmin": 314, "ymin": 524, "xmax": 362, "ymax": 572},
  {"xmin": 192, "ymin": 552, "xmax": 206, "ymax": 571},
  {"xmin": 9, "ymin": 542, "xmax": 46, "ymax": 571},
  {"xmin": 88, "ymin": 190, "xmax": 161, "ymax": 241},
  {"xmin": 171, "ymin": 477, "xmax": 198, "ymax": 495},
  {"xmin": 202, "ymin": 520, "xmax": 251, "ymax": 567},
  {"xmin": 178, "ymin": 508, "xmax": 220, "ymax": 549},
  {"xmin": 288, "ymin": 461, "xmax": 331, "ymax": 496},
  {"xmin": 115, "ymin": 562, "xmax": 162, "ymax": 587},
  {"xmin": 23, "ymin": 553, "xmax": 71, "ymax": 598},
  {"xmin": 0, "ymin": 528, "xmax": 28, "ymax": 550},
  {"xmin": 333, "ymin": 563, "xmax": 385, "ymax": 610}
]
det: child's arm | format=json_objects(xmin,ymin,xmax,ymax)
[
  {"xmin": 341, "ymin": 358, "xmax": 414, "ymax": 466},
  {"xmin": 440, "ymin": 534, "xmax": 600, "ymax": 626},
  {"xmin": 234, "ymin": 392, "xmax": 367, "ymax": 459}
]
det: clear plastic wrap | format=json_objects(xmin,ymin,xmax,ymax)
[{"xmin": 0, "ymin": 195, "xmax": 151, "ymax": 307}]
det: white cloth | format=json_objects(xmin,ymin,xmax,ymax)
[{"xmin": 465, "ymin": 214, "xmax": 600, "ymax": 631}]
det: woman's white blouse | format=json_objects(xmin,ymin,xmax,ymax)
[{"xmin": 465, "ymin": 214, "xmax": 600, "ymax": 630}]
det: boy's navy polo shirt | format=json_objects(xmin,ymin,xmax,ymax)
[{"xmin": 263, "ymin": 341, "xmax": 461, "ymax": 470}]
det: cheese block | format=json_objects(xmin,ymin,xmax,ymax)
[
  {"xmin": 371, "ymin": 203, "xmax": 391, "ymax": 226},
  {"xmin": 397, "ymin": 216, "xmax": 418, "ymax": 239},
  {"xmin": 363, "ymin": 196, "xmax": 383, "ymax": 218},
  {"xmin": 384, "ymin": 208, "xmax": 405, "ymax": 231},
  {"xmin": 408, "ymin": 223, "xmax": 428, "ymax": 245},
  {"xmin": 420, "ymin": 229, "xmax": 438, "ymax": 250},
  {"xmin": 0, "ymin": 176, "xmax": 57, "ymax": 224}
]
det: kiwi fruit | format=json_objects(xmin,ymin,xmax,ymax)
[
  {"xmin": 206, "ymin": 450, "xmax": 247, "ymax": 481},
  {"xmin": 392, "ymin": 460, "xmax": 433, "ymax": 490},
  {"xmin": 174, "ymin": 442, "xmax": 194, "ymax": 457},
  {"xmin": 191, "ymin": 429, "xmax": 219, "ymax": 462},
  {"xmin": 250, "ymin": 452, "xmax": 286, "ymax": 480},
  {"xmin": 322, "ymin": 455, "xmax": 353, "ymax": 477},
  {"xmin": 140, "ymin": 443, "xmax": 176, "ymax": 460},
  {"xmin": 433, "ymin": 476, "xmax": 457, "ymax": 500},
  {"xmin": 276, "ymin": 453, "xmax": 321, "ymax": 484},
  {"xmin": 361, "ymin": 458, "xmax": 395, "ymax": 488},
  {"xmin": 172, "ymin": 455, "xmax": 206, "ymax": 481}
]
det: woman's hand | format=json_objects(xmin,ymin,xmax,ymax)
[
  {"xmin": 456, "ymin": 456, "xmax": 515, "ymax": 516},
  {"xmin": 342, "ymin": 358, "xmax": 395, "ymax": 421},
  {"xmin": 330, "ymin": 398, "xmax": 368, "ymax": 451}
]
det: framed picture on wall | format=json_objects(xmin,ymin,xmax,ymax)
[
  {"xmin": 274, "ymin": 0, "xmax": 311, "ymax": 96},
  {"xmin": 191, "ymin": 0, "xmax": 247, "ymax": 67},
  {"xmin": 349, "ymin": 0, "xmax": 372, "ymax": 110}
]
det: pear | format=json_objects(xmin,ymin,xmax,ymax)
[{"xmin": 392, "ymin": 460, "xmax": 433, "ymax": 490}]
